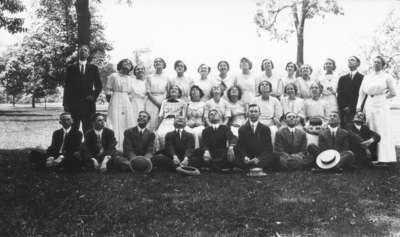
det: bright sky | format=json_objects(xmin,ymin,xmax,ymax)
[{"xmin": 0, "ymin": 0, "xmax": 397, "ymax": 79}]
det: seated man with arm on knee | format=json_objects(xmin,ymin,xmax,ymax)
[
  {"xmin": 28, "ymin": 112, "xmax": 83, "ymax": 171},
  {"xmin": 114, "ymin": 111, "xmax": 155, "ymax": 171},
  {"xmin": 190, "ymin": 109, "xmax": 236, "ymax": 172},
  {"xmin": 234, "ymin": 104, "xmax": 280, "ymax": 171},
  {"xmin": 308, "ymin": 111, "xmax": 355, "ymax": 172},
  {"xmin": 151, "ymin": 115, "xmax": 195, "ymax": 170},
  {"xmin": 344, "ymin": 111, "xmax": 382, "ymax": 168},
  {"xmin": 80, "ymin": 113, "xmax": 117, "ymax": 172},
  {"xmin": 275, "ymin": 112, "xmax": 312, "ymax": 170}
]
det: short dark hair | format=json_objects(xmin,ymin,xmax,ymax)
[
  {"xmin": 210, "ymin": 85, "xmax": 224, "ymax": 98},
  {"xmin": 248, "ymin": 103, "xmax": 260, "ymax": 111},
  {"xmin": 261, "ymin": 59, "xmax": 274, "ymax": 71},
  {"xmin": 90, "ymin": 113, "xmax": 103, "ymax": 122},
  {"xmin": 330, "ymin": 111, "xmax": 340, "ymax": 117},
  {"xmin": 174, "ymin": 60, "xmax": 187, "ymax": 72},
  {"xmin": 169, "ymin": 85, "xmax": 182, "ymax": 98},
  {"xmin": 217, "ymin": 61, "xmax": 230, "ymax": 72},
  {"xmin": 226, "ymin": 86, "xmax": 243, "ymax": 102},
  {"xmin": 240, "ymin": 57, "xmax": 252, "ymax": 70},
  {"xmin": 374, "ymin": 56, "xmax": 386, "ymax": 68},
  {"xmin": 284, "ymin": 83, "xmax": 298, "ymax": 94},
  {"xmin": 117, "ymin": 59, "xmax": 133, "ymax": 72},
  {"xmin": 198, "ymin": 64, "xmax": 211, "ymax": 75},
  {"xmin": 285, "ymin": 62, "xmax": 297, "ymax": 71},
  {"xmin": 133, "ymin": 64, "xmax": 145, "ymax": 77},
  {"xmin": 59, "ymin": 112, "xmax": 72, "ymax": 119},
  {"xmin": 258, "ymin": 80, "xmax": 273, "ymax": 94},
  {"xmin": 154, "ymin": 58, "xmax": 166, "ymax": 69},
  {"xmin": 323, "ymin": 58, "xmax": 337, "ymax": 71},
  {"xmin": 351, "ymin": 56, "xmax": 361, "ymax": 66},
  {"xmin": 138, "ymin": 110, "xmax": 151, "ymax": 121},
  {"xmin": 190, "ymin": 85, "xmax": 204, "ymax": 100},
  {"xmin": 208, "ymin": 109, "xmax": 221, "ymax": 118}
]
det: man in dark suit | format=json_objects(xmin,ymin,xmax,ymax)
[
  {"xmin": 79, "ymin": 113, "xmax": 117, "ymax": 172},
  {"xmin": 234, "ymin": 104, "xmax": 280, "ymax": 170},
  {"xmin": 114, "ymin": 111, "xmax": 155, "ymax": 171},
  {"xmin": 275, "ymin": 112, "xmax": 313, "ymax": 170},
  {"xmin": 28, "ymin": 112, "xmax": 83, "ymax": 170},
  {"xmin": 190, "ymin": 109, "xmax": 237, "ymax": 171},
  {"xmin": 151, "ymin": 115, "xmax": 195, "ymax": 170},
  {"xmin": 308, "ymin": 111, "xmax": 355, "ymax": 172},
  {"xmin": 337, "ymin": 56, "xmax": 364, "ymax": 127},
  {"xmin": 344, "ymin": 111, "xmax": 382, "ymax": 167},
  {"xmin": 63, "ymin": 45, "xmax": 102, "ymax": 135}
]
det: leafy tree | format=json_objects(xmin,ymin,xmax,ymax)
[
  {"xmin": 0, "ymin": 0, "xmax": 27, "ymax": 34},
  {"xmin": 360, "ymin": 6, "xmax": 400, "ymax": 82},
  {"xmin": 254, "ymin": 0, "xmax": 343, "ymax": 70}
]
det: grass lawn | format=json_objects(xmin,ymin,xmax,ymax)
[{"xmin": 1, "ymin": 105, "xmax": 400, "ymax": 236}]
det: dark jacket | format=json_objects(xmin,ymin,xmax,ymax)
[
  {"xmin": 337, "ymin": 71, "xmax": 364, "ymax": 115},
  {"xmin": 318, "ymin": 128, "xmax": 350, "ymax": 153},
  {"xmin": 236, "ymin": 121, "xmax": 273, "ymax": 159},
  {"xmin": 80, "ymin": 127, "xmax": 117, "ymax": 161},
  {"xmin": 165, "ymin": 129, "xmax": 194, "ymax": 160},
  {"xmin": 46, "ymin": 128, "xmax": 82, "ymax": 158},
  {"xmin": 274, "ymin": 127, "xmax": 308, "ymax": 157},
  {"xmin": 201, "ymin": 125, "xmax": 237, "ymax": 155},
  {"xmin": 123, "ymin": 126, "xmax": 155, "ymax": 160}
]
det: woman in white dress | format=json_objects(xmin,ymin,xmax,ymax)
[
  {"xmin": 282, "ymin": 62, "xmax": 297, "ymax": 87},
  {"xmin": 131, "ymin": 64, "xmax": 147, "ymax": 127},
  {"xmin": 214, "ymin": 61, "xmax": 234, "ymax": 102},
  {"xmin": 280, "ymin": 83, "xmax": 304, "ymax": 128},
  {"xmin": 204, "ymin": 85, "xmax": 231, "ymax": 126},
  {"xmin": 185, "ymin": 85, "xmax": 206, "ymax": 148},
  {"xmin": 259, "ymin": 59, "xmax": 284, "ymax": 99},
  {"xmin": 250, "ymin": 80, "xmax": 283, "ymax": 143},
  {"xmin": 295, "ymin": 64, "xmax": 319, "ymax": 100},
  {"xmin": 105, "ymin": 59, "xmax": 135, "ymax": 150},
  {"xmin": 234, "ymin": 57, "xmax": 259, "ymax": 104},
  {"xmin": 356, "ymin": 56, "xmax": 397, "ymax": 163},
  {"xmin": 145, "ymin": 58, "xmax": 170, "ymax": 131},
  {"xmin": 320, "ymin": 58, "xmax": 339, "ymax": 112},
  {"xmin": 154, "ymin": 85, "xmax": 187, "ymax": 152},
  {"xmin": 227, "ymin": 86, "xmax": 247, "ymax": 137},
  {"xmin": 170, "ymin": 60, "xmax": 193, "ymax": 103},
  {"xmin": 194, "ymin": 64, "xmax": 213, "ymax": 102}
]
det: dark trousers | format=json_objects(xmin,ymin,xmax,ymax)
[
  {"xmin": 188, "ymin": 148, "xmax": 233, "ymax": 171},
  {"xmin": 65, "ymin": 102, "xmax": 95, "ymax": 135},
  {"xmin": 347, "ymin": 133, "xmax": 378, "ymax": 164},
  {"xmin": 341, "ymin": 112, "xmax": 355, "ymax": 128},
  {"xmin": 233, "ymin": 152, "xmax": 280, "ymax": 170},
  {"xmin": 307, "ymin": 144, "xmax": 355, "ymax": 169},
  {"xmin": 28, "ymin": 150, "xmax": 84, "ymax": 170}
]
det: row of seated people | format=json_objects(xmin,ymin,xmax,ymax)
[{"xmin": 29, "ymin": 106, "xmax": 383, "ymax": 174}]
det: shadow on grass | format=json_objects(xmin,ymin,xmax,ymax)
[{"xmin": 1, "ymin": 148, "xmax": 400, "ymax": 236}]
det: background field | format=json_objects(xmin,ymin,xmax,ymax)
[{"xmin": 1, "ymin": 104, "xmax": 400, "ymax": 237}]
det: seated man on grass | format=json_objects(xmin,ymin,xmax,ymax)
[
  {"xmin": 28, "ymin": 112, "xmax": 83, "ymax": 171},
  {"xmin": 308, "ymin": 111, "xmax": 355, "ymax": 173},
  {"xmin": 151, "ymin": 115, "xmax": 195, "ymax": 170},
  {"xmin": 234, "ymin": 104, "xmax": 280, "ymax": 171},
  {"xmin": 79, "ymin": 113, "xmax": 118, "ymax": 172},
  {"xmin": 275, "ymin": 112, "xmax": 312, "ymax": 170},
  {"xmin": 190, "ymin": 109, "xmax": 237, "ymax": 172},
  {"xmin": 344, "ymin": 111, "xmax": 383, "ymax": 168},
  {"xmin": 114, "ymin": 111, "xmax": 155, "ymax": 171}
]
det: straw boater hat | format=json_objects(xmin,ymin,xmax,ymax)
[
  {"xmin": 176, "ymin": 165, "xmax": 201, "ymax": 176},
  {"xmin": 316, "ymin": 150, "xmax": 340, "ymax": 169},
  {"xmin": 129, "ymin": 156, "xmax": 152, "ymax": 174},
  {"xmin": 247, "ymin": 168, "xmax": 267, "ymax": 177}
]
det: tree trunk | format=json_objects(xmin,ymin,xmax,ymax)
[
  {"xmin": 12, "ymin": 95, "xmax": 15, "ymax": 107},
  {"xmin": 32, "ymin": 94, "xmax": 36, "ymax": 108},
  {"xmin": 75, "ymin": 0, "xmax": 91, "ymax": 57},
  {"xmin": 45, "ymin": 97, "xmax": 47, "ymax": 110}
]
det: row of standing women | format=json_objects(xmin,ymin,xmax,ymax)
[{"xmin": 104, "ymin": 56, "xmax": 397, "ymax": 163}]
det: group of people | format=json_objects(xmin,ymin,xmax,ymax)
[{"xmin": 28, "ymin": 45, "xmax": 397, "ymax": 175}]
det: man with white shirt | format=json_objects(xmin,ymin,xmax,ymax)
[
  {"xmin": 28, "ymin": 112, "xmax": 83, "ymax": 171},
  {"xmin": 233, "ymin": 104, "xmax": 280, "ymax": 170},
  {"xmin": 63, "ymin": 45, "xmax": 102, "ymax": 135},
  {"xmin": 308, "ymin": 111, "xmax": 355, "ymax": 172},
  {"xmin": 190, "ymin": 109, "xmax": 237, "ymax": 171},
  {"xmin": 344, "ymin": 111, "xmax": 382, "ymax": 167},
  {"xmin": 337, "ymin": 56, "xmax": 364, "ymax": 127},
  {"xmin": 114, "ymin": 111, "xmax": 155, "ymax": 171},
  {"xmin": 79, "ymin": 113, "xmax": 117, "ymax": 172},
  {"xmin": 150, "ymin": 115, "xmax": 195, "ymax": 170},
  {"xmin": 275, "ymin": 112, "xmax": 312, "ymax": 170}
]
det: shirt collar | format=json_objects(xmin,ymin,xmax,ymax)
[
  {"xmin": 94, "ymin": 129, "xmax": 103, "ymax": 136},
  {"xmin": 288, "ymin": 127, "xmax": 296, "ymax": 133},
  {"xmin": 63, "ymin": 127, "xmax": 71, "ymax": 134},
  {"xmin": 354, "ymin": 123, "xmax": 361, "ymax": 130},
  {"xmin": 329, "ymin": 126, "xmax": 338, "ymax": 133},
  {"xmin": 175, "ymin": 128, "xmax": 182, "ymax": 133},
  {"xmin": 79, "ymin": 60, "xmax": 87, "ymax": 65},
  {"xmin": 350, "ymin": 70, "xmax": 358, "ymax": 77},
  {"xmin": 213, "ymin": 124, "xmax": 220, "ymax": 129},
  {"xmin": 251, "ymin": 121, "xmax": 259, "ymax": 128}
]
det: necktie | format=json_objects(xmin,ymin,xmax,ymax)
[
  {"xmin": 214, "ymin": 126, "xmax": 217, "ymax": 131},
  {"xmin": 332, "ymin": 132, "xmax": 335, "ymax": 149},
  {"xmin": 350, "ymin": 72, "xmax": 353, "ymax": 79},
  {"xmin": 139, "ymin": 129, "xmax": 143, "ymax": 137},
  {"xmin": 97, "ymin": 133, "xmax": 102, "ymax": 153},
  {"xmin": 252, "ymin": 123, "xmax": 255, "ymax": 134},
  {"xmin": 81, "ymin": 65, "xmax": 84, "ymax": 76},
  {"xmin": 291, "ymin": 131, "xmax": 294, "ymax": 142},
  {"xmin": 60, "ymin": 131, "xmax": 67, "ymax": 153}
]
